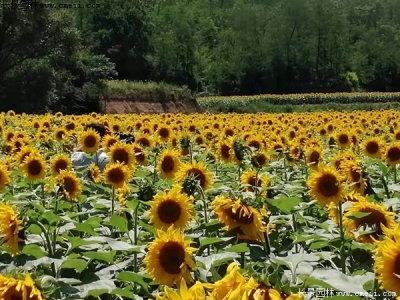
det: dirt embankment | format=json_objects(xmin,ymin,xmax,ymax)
[{"xmin": 101, "ymin": 98, "xmax": 202, "ymax": 114}]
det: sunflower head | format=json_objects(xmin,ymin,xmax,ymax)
[
  {"xmin": 307, "ymin": 164, "xmax": 345, "ymax": 206},
  {"xmin": 149, "ymin": 185, "xmax": 194, "ymax": 231},
  {"xmin": 143, "ymin": 226, "xmax": 197, "ymax": 287},
  {"xmin": 78, "ymin": 128, "xmax": 101, "ymax": 153},
  {"xmin": 156, "ymin": 148, "xmax": 181, "ymax": 180},
  {"xmin": 104, "ymin": 162, "xmax": 133, "ymax": 189},
  {"xmin": 0, "ymin": 163, "xmax": 12, "ymax": 191},
  {"xmin": 0, "ymin": 203, "xmax": 24, "ymax": 256},
  {"xmin": 0, "ymin": 272, "xmax": 44, "ymax": 300},
  {"xmin": 384, "ymin": 142, "xmax": 400, "ymax": 166},
  {"xmin": 88, "ymin": 163, "xmax": 102, "ymax": 183},
  {"xmin": 21, "ymin": 153, "xmax": 46, "ymax": 181},
  {"xmin": 50, "ymin": 153, "xmax": 72, "ymax": 177},
  {"xmin": 57, "ymin": 170, "xmax": 82, "ymax": 201},
  {"xmin": 176, "ymin": 161, "xmax": 214, "ymax": 192}
]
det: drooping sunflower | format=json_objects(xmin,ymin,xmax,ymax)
[
  {"xmin": 0, "ymin": 203, "xmax": 23, "ymax": 256},
  {"xmin": 156, "ymin": 149, "xmax": 181, "ymax": 180},
  {"xmin": 57, "ymin": 170, "xmax": 82, "ymax": 201},
  {"xmin": 108, "ymin": 141, "xmax": 135, "ymax": 169},
  {"xmin": 205, "ymin": 261, "xmax": 255, "ymax": 300},
  {"xmin": 20, "ymin": 153, "xmax": 46, "ymax": 181},
  {"xmin": 340, "ymin": 160, "xmax": 366, "ymax": 195},
  {"xmin": 211, "ymin": 195, "xmax": 268, "ymax": 242},
  {"xmin": 240, "ymin": 169, "xmax": 270, "ymax": 197},
  {"xmin": 133, "ymin": 143, "xmax": 148, "ymax": 166},
  {"xmin": 373, "ymin": 227, "xmax": 400, "ymax": 295},
  {"xmin": 361, "ymin": 137, "xmax": 385, "ymax": 159},
  {"xmin": 248, "ymin": 284, "xmax": 304, "ymax": 300},
  {"xmin": 0, "ymin": 272, "xmax": 43, "ymax": 300},
  {"xmin": 89, "ymin": 163, "xmax": 102, "ymax": 183},
  {"xmin": 384, "ymin": 142, "xmax": 400, "ymax": 166},
  {"xmin": 328, "ymin": 192, "xmax": 367, "ymax": 224},
  {"xmin": 0, "ymin": 164, "xmax": 11, "ymax": 191},
  {"xmin": 143, "ymin": 226, "xmax": 197, "ymax": 287},
  {"xmin": 149, "ymin": 184, "xmax": 194, "ymax": 231},
  {"xmin": 343, "ymin": 201, "xmax": 397, "ymax": 244},
  {"xmin": 104, "ymin": 162, "xmax": 133, "ymax": 189},
  {"xmin": 175, "ymin": 161, "xmax": 214, "ymax": 191},
  {"xmin": 50, "ymin": 153, "xmax": 72, "ymax": 177},
  {"xmin": 307, "ymin": 164, "xmax": 345, "ymax": 206},
  {"xmin": 78, "ymin": 128, "xmax": 101, "ymax": 153},
  {"xmin": 163, "ymin": 278, "xmax": 206, "ymax": 300}
]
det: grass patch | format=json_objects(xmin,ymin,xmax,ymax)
[{"xmin": 103, "ymin": 80, "xmax": 195, "ymax": 103}]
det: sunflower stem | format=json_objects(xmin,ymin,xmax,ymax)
[
  {"xmin": 152, "ymin": 154, "xmax": 158, "ymax": 185},
  {"xmin": 111, "ymin": 186, "xmax": 115, "ymax": 238},
  {"xmin": 240, "ymin": 251, "xmax": 245, "ymax": 268},
  {"xmin": 283, "ymin": 156, "xmax": 288, "ymax": 182},
  {"xmin": 380, "ymin": 175, "xmax": 391, "ymax": 199},
  {"xmin": 394, "ymin": 165, "xmax": 397, "ymax": 184},
  {"xmin": 338, "ymin": 200, "xmax": 346, "ymax": 274},
  {"xmin": 292, "ymin": 213, "xmax": 299, "ymax": 253},
  {"xmin": 76, "ymin": 203, "xmax": 83, "ymax": 238},
  {"xmin": 133, "ymin": 202, "xmax": 139, "ymax": 294},
  {"xmin": 373, "ymin": 277, "xmax": 383, "ymax": 300},
  {"xmin": 198, "ymin": 185, "xmax": 210, "ymax": 256}
]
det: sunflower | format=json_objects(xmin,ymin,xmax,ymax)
[
  {"xmin": 251, "ymin": 151, "xmax": 269, "ymax": 168},
  {"xmin": 340, "ymin": 160, "xmax": 366, "ymax": 195},
  {"xmin": 0, "ymin": 203, "xmax": 23, "ymax": 256},
  {"xmin": 307, "ymin": 164, "xmax": 345, "ymax": 206},
  {"xmin": 15, "ymin": 145, "xmax": 38, "ymax": 165},
  {"xmin": 163, "ymin": 278, "xmax": 206, "ymax": 300},
  {"xmin": 327, "ymin": 192, "xmax": 367, "ymax": 224},
  {"xmin": 102, "ymin": 134, "xmax": 120, "ymax": 152},
  {"xmin": 89, "ymin": 163, "xmax": 102, "ymax": 183},
  {"xmin": 205, "ymin": 261, "xmax": 255, "ymax": 300},
  {"xmin": 373, "ymin": 228, "xmax": 400, "ymax": 295},
  {"xmin": 149, "ymin": 184, "xmax": 194, "ymax": 231},
  {"xmin": 384, "ymin": 142, "xmax": 400, "ymax": 166},
  {"xmin": 143, "ymin": 226, "xmax": 197, "ymax": 287},
  {"xmin": 104, "ymin": 162, "xmax": 133, "ymax": 189},
  {"xmin": 20, "ymin": 153, "xmax": 46, "ymax": 181},
  {"xmin": 176, "ymin": 161, "xmax": 214, "ymax": 191},
  {"xmin": 57, "ymin": 170, "xmax": 82, "ymax": 201},
  {"xmin": 240, "ymin": 169, "xmax": 270, "ymax": 197},
  {"xmin": 156, "ymin": 149, "xmax": 181, "ymax": 180},
  {"xmin": 305, "ymin": 146, "xmax": 323, "ymax": 170},
  {"xmin": 54, "ymin": 128, "xmax": 66, "ymax": 141},
  {"xmin": 248, "ymin": 285, "xmax": 304, "ymax": 300},
  {"xmin": 211, "ymin": 195, "xmax": 268, "ymax": 242},
  {"xmin": 343, "ymin": 201, "xmax": 397, "ymax": 244},
  {"xmin": 108, "ymin": 141, "xmax": 135, "ymax": 169},
  {"xmin": 0, "ymin": 164, "xmax": 11, "ymax": 191},
  {"xmin": 335, "ymin": 131, "xmax": 352, "ymax": 149},
  {"xmin": 50, "ymin": 153, "xmax": 72, "ymax": 176},
  {"xmin": 216, "ymin": 138, "xmax": 237, "ymax": 164},
  {"xmin": 78, "ymin": 128, "xmax": 101, "ymax": 153},
  {"xmin": 133, "ymin": 144, "xmax": 148, "ymax": 166},
  {"xmin": 0, "ymin": 273, "xmax": 43, "ymax": 300},
  {"xmin": 361, "ymin": 137, "xmax": 385, "ymax": 159},
  {"xmin": 331, "ymin": 151, "xmax": 359, "ymax": 171}
]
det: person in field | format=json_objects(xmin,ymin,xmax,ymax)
[{"xmin": 71, "ymin": 123, "xmax": 110, "ymax": 172}]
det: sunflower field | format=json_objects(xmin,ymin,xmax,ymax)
[{"xmin": 1, "ymin": 110, "xmax": 400, "ymax": 300}]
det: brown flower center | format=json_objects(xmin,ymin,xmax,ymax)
[
  {"xmin": 84, "ymin": 135, "xmax": 97, "ymax": 148},
  {"xmin": 134, "ymin": 147, "xmax": 145, "ymax": 163},
  {"xmin": 338, "ymin": 134, "xmax": 349, "ymax": 145},
  {"xmin": 355, "ymin": 208, "xmax": 387, "ymax": 239},
  {"xmin": 309, "ymin": 150, "xmax": 320, "ymax": 164},
  {"xmin": 28, "ymin": 160, "xmax": 42, "ymax": 176},
  {"xmin": 225, "ymin": 129, "xmax": 234, "ymax": 137},
  {"xmin": 394, "ymin": 253, "xmax": 400, "ymax": 276},
  {"xmin": 138, "ymin": 137, "xmax": 150, "ymax": 147},
  {"xmin": 56, "ymin": 131, "xmax": 65, "ymax": 140},
  {"xmin": 20, "ymin": 152, "xmax": 31, "ymax": 164},
  {"xmin": 387, "ymin": 147, "xmax": 400, "ymax": 162},
  {"xmin": 108, "ymin": 168, "xmax": 124, "ymax": 184},
  {"xmin": 220, "ymin": 145, "xmax": 230, "ymax": 159},
  {"xmin": 112, "ymin": 148, "xmax": 129, "ymax": 165},
  {"xmin": 159, "ymin": 128, "xmax": 169, "ymax": 138},
  {"xmin": 318, "ymin": 174, "xmax": 339, "ymax": 197},
  {"xmin": 63, "ymin": 177, "xmax": 76, "ymax": 194},
  {"xmin": 248, "ymin": 140, "xmax": 260, "ymax": 150},
  {"xmin": 158, "ymin": 200, "xmax": 181, "ymax": 224},
  {"xmin": 55, "ymin": 159, "xmax": 68, "ymax": 173},
  {"xmin": 366, "ymin": 141, "xmax": 379, "ymax": 154},
  {"xmin": 255, "ymin": 154, "xmax": 267, "ymax": 166},
  {"xmin": 161, "ymin": 156, "xmax": 175, "ymax": 173},
  {"xmin": 159, "ymin": 241, "xmax": 185, "ymax": 274}
]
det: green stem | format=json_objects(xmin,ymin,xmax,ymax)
[
  {"xmin": 133, "ymin": 202, "xmax": 139, "ymax": 294},
  {"xmin": 77, "ymin": 204, "xmax": 83, "ymax": 238},
  {"xmin": 394, "ymin": 165, "xmax": 397, "ymax": 184},
  {"xmin": 283, "ymin": 156, "xmax": 288, "ymax": 182},
  {"xmin": 198, "ymin": 185, "xmax": 210, "ymax": 256},
  {"xmin": 152, "ymin": 154, "xmax": 158, "ymax": 185},
  {"xmin": 41, "ymin": 183, "xmax": 45, "ymax": 207},
  {"xmin": 292, "ymin": 213, "xmax": 299, "ymax": 253},
  {"xmin": 381, "ymin": 175, "xmax": 391, "ymax": 199},
  {"xmin": 338, "ymin": 201, "xmax": 346, "ymax": 274},
  {"xmin": 111, "ymin": 186, "xmax": 115, "ymax": 238},
  {"xmin": 240, "ymin": 251, "xmax": 245, "ymax": 268}
]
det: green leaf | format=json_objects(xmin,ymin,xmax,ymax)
[
  {"xmin": 111, "ymin": 288, "xmax": 136, "ymax": 299},
  {"xmin": 200, "ymin": 237, "xmax": 231, "ymax": 247},
  {"xmin": 40, "ymin": 211, "xmax": 62, "ymax": 226},
  {"xmin": 116, "ymin": 272, "xmax": 150, "ymax": 293},
  {"xmin": 22, "ymin": 244, "xmax": 48, "ymax": 258},
  {"xmin": 60, "ymin": 259, "xmax": 88, "ymax": 273},
  {"xmin": 139, "ymin": 220, "xmax": 156, "ymax": 235},
  {"xmin": 310, "ymin": 241, "xmax": 330, "ymax": 250},
  {"xmin": 83, "ymin": 251, "xmax": 116, "ymax": 263},
  {"xmin": 345, "ymin": 212, "xmax": 371, "ymax": 220},
  {"xmin": 74, "ymin": 223, "xmax": 99, "ymax": 236},
  {"xmin": 67, "ymin": 237, "xmax": 101, "ymax": 252},
  {"xmin": 224, "ymin": 243, "xmax": 250, "ymax": 253},
  {"xmin": 110, "ymin": 214, "xmax": 129, "ymax": 233},
  {"xmin": 266, "ymin": 197, "xmax": 301, "ymax": 214}
]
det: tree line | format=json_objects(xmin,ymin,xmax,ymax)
[{"xmin": 1, "ymin": 0, "xmax": 400, "ymax": 113}]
